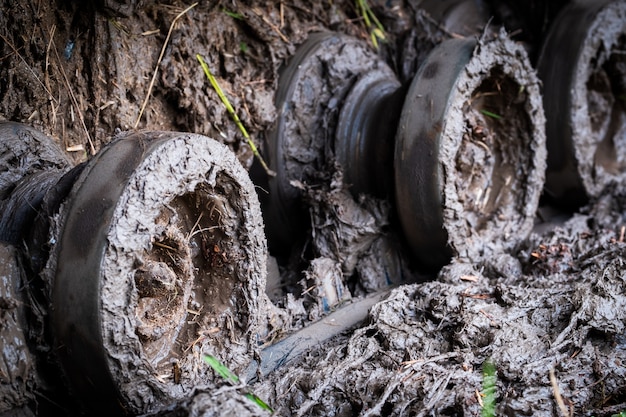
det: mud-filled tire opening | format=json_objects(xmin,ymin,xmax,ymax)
[
  {"xmin": 133, "ymin": 176, "xmax": 249, "ymax": 370},
  {"xmin": 458, "ymin": 68, "xmax": 532, "ymax": 236},
  {"xmin": 587, "ymin": 34, "xmax": 626, "ymax": 179},
  {"xmin": 442, "ymin": 41, "xmax": 546, "ymax": 262}
]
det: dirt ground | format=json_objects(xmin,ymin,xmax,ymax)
[{"xmin": 1, "ymin": 0, "xmax": 625, "ymax": 416}]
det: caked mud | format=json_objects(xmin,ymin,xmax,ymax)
[
  {"xmin": 254, "ymin": 196, "xmax": 626, "ymax": 416},
  {"xmin": 0, "ymin": 1, "xmax": 625, "ymax": 416}
]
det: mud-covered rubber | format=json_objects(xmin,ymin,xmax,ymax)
[
  {"xmin": 395, "ymin": 34, "xmax": 547, "ymax": 269},
  {"xmin": 50, "ymin": 132, "xmax": 268, "ymax": 415},
  {"xmin": 416, "ymin": 0, "xmax": 491, "ymax": 37},
  {"xmin": 538, "ymin": 0, "xmax": 626, "ymax": 205},
  {"xmin": 335, "ymin": 69, "xmax": 403, "ymax": 198}
]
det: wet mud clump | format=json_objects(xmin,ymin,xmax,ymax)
[
  {"xmin": 0, "ymin": 243, "xmax": 38, "ymax": 414},
  {"xmin": 254, "ymin": 194, "xmax": 626, "ymax": 416}
]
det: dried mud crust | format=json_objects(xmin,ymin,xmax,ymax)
[
  {"xmin": 394, "ymin": 33, "xmax": 546, "ymax": 268},
  {"xmin": 0, "ymin": 122, "xmax": 72, "ymax": 197},
  {"xmin": 274, "ymin": 32, "xmax": 388, "ymax": 190},
  {"xmin": 261, "ymin": 30, "xmax": 398, "ymax": 252},
  {"xmin": 539, "ymin": 0, "xmax": 626, "ymax": 202},
  {"xmin": 260, "ymin": 30, "xmax": 414, "ymax": 325},
  {"xmin": 0, "ymin": 122, "xmax": 73, "ymax": 243}
]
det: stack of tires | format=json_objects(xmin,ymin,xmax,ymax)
[{"xmin": 1, "ymin": 0, "xmax": 625, "ymax": 415}]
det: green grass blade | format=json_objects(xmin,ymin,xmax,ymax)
[
  {"xmin": 222, "ymin": 8, "xmax": 243, "ymax": 20},
  {"xmin": 355, "ymin": 0, "xmax": 386, "ymax": 48},
  {"xmin": 203, "ymin": 354, "xmax": 240, "ymax": 384},
  {"xmin": 196, "ymin": 54, "xmax": 246, "ymax": 136},
  {"xmin": 245, "ymin": 392, "xmax": 274, "ymax": 413},
  {"xmin": 363, "ymin": 1, "xmax": 385, "ymax": 33},
  {"xmin": 196, "ymin": 54, "xmax": 276, "ymax": 176},
  {"xmin": 481, "ymin": 359, "xmax": 497, "ymax": 417},
  {"xmin": 357, "ymin": 0, "xmax": 371, "ymax": 27},
  {"xmin": 480, "ymin": 109, "xmax": 502, "ymax": 120},
  {"xmin": 203, "ymin": 355, "xmax": 274, "ymax": 413}
]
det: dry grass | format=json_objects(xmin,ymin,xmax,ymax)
[{"xmin": 134, "ymin": 2, "xmax": 198, "ymax": 129}]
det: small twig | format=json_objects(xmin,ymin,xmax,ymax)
[
  {"xmin": 476, "ymin": 389, "xmax": 484, "ymax": 407},
  {"xmin": 401, "ymin": 352, "xmax": 460, "ymax": 368},
  {"xmin": 141, "ymin": 29, "xmax": 160, "ymax": 36},
  {"xmin": 417, "ymin": 9, "xmax": 464, "ymax": 40},
  {"xmin": 479, "ymin": 309, "xmax": 498, "ymax": 326},
  {"xmin": 109, "ymin": 18, "xmax": 131, "ymax": 35},
  {"xmin": 361, "ymin": 374, "xmax": 402, "ymax": 417},
  {"xmin": 153, "ymin": 241, "xmax": 178, "ymax": 251},
  {"xmin": 134, "ymin": 2, "xmax": 198, "ymax": 128},
  {"xmin": 252, "ymin": 7, "xmax": 290, "ymax": 43},
  {"xmin": 551, "ymin": 310, "xmax": 583, "ymax": 350},
  {"xmin": 550, "ymin": 367, "xmax": 572, "ymax": 417},
  {"xmin": 44, "ymin": 25, "xmax": 56, "ymax": 100},
  {"xmin": 186, "ymin": 212, "xmax": 204, "ymax": 242},
  {"xmin": 460, "ymin": 274, "xmax": 479, "ymax": 282},
  {"xmin": 424, "ymin": 373, "xmax": 453, "ymax": 410},
  {"xmin": 43, "ymin": 26, "xmax": 60, "ymax": 129}
]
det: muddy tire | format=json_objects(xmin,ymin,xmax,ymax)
[
  {"xmin": 259, "ymin": 31, "xmax": 399, "ymax": 255},
  {"xmin": 0, "ymin": 122, "xmax": 73, "ymax": 244},
  {"xmin": 538, "ymin": 0, "xmax": 626, "ymax": 205},
  {"xmin": 394, "ymin": 33, "xmax": 547, "ymax": 268},
  {"xmin": 48, "ymin": 132, "xmax": 268, "ymax": 415}
]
